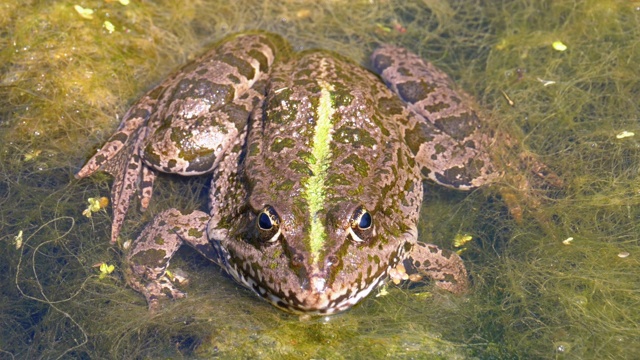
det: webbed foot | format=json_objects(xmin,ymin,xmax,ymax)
[{"xmin": 399, "ymin": 242, "xmax": 468, "ymax": 294}]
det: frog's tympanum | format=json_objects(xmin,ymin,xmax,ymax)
[{"xmin": 76, "ymin": 33, "xmax": 503, "ymax": 314}]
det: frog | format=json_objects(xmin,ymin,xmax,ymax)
[{"xmin": 75, "ymin": 32, "xmax": 503, "ymax": 314}]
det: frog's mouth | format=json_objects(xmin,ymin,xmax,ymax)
[{"xmin": 222, "ymin": 228, "xmax": 415, "ymax": 315}]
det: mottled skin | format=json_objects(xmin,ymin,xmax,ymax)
[{"xmin": 76, "ymin": 33, "xmax": 499, "ymax": 314}]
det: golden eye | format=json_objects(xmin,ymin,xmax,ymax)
[
  {"xmin": 256, "ymin": 205, "xmax": 281, "ymax": 243},
  {"xmin": 349, "ymin": 206, "xmax": 373, "ymax": 243}
]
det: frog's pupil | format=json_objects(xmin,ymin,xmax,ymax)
[
  {"xmin": 258, "ymin": 212, "xmax": 272, "ymax": 229},
  {"xmin": 359, "ymin": 212, "xmax": 372, "ymax": 229}
]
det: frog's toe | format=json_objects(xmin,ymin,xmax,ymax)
[
  {"xmin": 137, "ymin": 277, "xmax": 187, "ymax": 311},
  {"xmin": 404, "ymin": 242, "xmax": 469, "ymax": 294},
  {"xmin": 127, "ymin": 259, "xmax": 185, "ymax": 310}
]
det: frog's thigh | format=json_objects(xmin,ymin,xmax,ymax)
[
  {"xmin": 371, "ymin": 45, "xmax": 499, "ymax": 190},
  {"xmin": 141, "ymin": 36, "xmax": 276, "ymax": 177},
  {"xmin": 403, "ymin": 242, "xmax": 468, "ymax": 294},
  {"xmin": 126, "ymin": 208, "xmax": 211, "ymax": 309}
]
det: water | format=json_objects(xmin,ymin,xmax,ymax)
[{"xmin": 1, "ymin": 0, "xmax": 639, "ymax": 358}]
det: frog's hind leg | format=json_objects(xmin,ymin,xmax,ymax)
[
  {"xmin": 76, "ymin": 103, "xmax": 157, "ymax": 243},
  {"xmin": 401, "ymin": 242, "xmax": 468, "ymax": 294},
  {"xmin": 126, "ymin": 209, "xmax": 217, "ymax": 310},
  {"xmin": 371, "ymin": 45, "xmax": 501, "ymax": 190}
]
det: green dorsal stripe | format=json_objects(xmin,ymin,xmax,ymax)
[{"xmin": 305, "ymin": 79, "xmax": 335, "ymax": 263}]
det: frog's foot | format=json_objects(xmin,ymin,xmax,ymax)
[
  {"xmin": 400, "ymin": 242, "xmax": 468, "ymax": 294},
  {"xmin": 76, "ymin": 107, "xmax": 156, "ymax": 243},
  {"xmin": 497, "ymin": 143, "xmax": 564, "ymax": 223},
  {"xmin": 125, "ymin": 208, "xmax": 216, "ymax": 310},
  {"xmin": 139, "ymin": 274, "xmax": 188, "ymax": 312}
]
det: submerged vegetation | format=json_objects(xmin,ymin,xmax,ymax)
[{"xmin": 1, "ymin": 0, "xmax": 639, "ymax": 358}]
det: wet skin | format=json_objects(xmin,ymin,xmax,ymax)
[{"xmin": 77, "ymin": 33, "xmax": 503, "ymax": 314}]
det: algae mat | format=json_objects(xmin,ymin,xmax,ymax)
[{"xmin": 1, "ymin": 0, "xmax": 639, "ymax": 358}]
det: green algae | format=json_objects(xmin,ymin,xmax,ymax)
[{"xmin": 1, "ymin": 0, "xmax": 640, "ymax": 358}]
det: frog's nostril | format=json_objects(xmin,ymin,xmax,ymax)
[
  {"xmin": 327, "ymin": 255, "xmax": 339, "ymax": 267},
  {"xmin": 292, "ymin": 253, "xmax": 304, "ymax": 265}
]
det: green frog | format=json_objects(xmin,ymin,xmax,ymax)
[{"xmin": 76, "ymin": 32, "xmax": 502, "ymax": 314}]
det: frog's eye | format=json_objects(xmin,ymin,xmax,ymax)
[
  {"xmin": 257, "ymin": 205, "xmax": 281, "ymax": 243},
  {"xmin": 349, "ymin": 206, "xmax": 373, "ymax": 244}
]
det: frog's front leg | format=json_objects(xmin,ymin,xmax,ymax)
[
  {"xmin": 126, "ymin": 208, "xmax": 218, "ymax": 310},
  {"xmin": 399, "ymin": 242, "xmax": 468, "ymax": 294},
  {"xmin": 371, "ymin": 45, "xmax": 501, "ymax": 190},
  {"xmin": 76, "ymin": 33, "xmax": 279, "ymax": 243},
  {"xmin": 140, "ymin": 33, "xmax": 279, "ymax": 176}
]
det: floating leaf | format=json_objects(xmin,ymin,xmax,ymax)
[
  {"xmin": 552, "ymin": 41, "xmax": 567, "ymax": 51},
  {"xmin": 74, "ymin": 5, "xmax": 94, "ymax": 19}
]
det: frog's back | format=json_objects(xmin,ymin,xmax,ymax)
[{"xmin": 246, "ymin": 50, "xmax": 422, "ymax": 235}]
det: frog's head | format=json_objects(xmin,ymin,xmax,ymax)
[
  {"xmin": 211, "ymin": 52, "xmax": 423, "ymax": 314},
  {"xmin": 219, "ymin": 197, "xmax": 416, "ymax": 315}
]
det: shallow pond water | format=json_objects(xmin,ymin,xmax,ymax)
[{"xmin": 1, "ymin": 1, "xmax": 640, "ymax": 358}]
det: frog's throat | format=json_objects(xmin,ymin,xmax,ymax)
[{"xmin": 305, "ymin": 77, "xmax": 335, "ymax": 265}]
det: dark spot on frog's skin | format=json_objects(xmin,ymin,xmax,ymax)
[
  {"xmin": 332, "ymin": 89, "xmax": 354, "ymax": 107},
  {"xmin": 435, "ymin": 113, "xmax": 480, "ymax": 141},
  {"xmin": 109, "ymin": 132, "xmax": 129, "ymax": 145},
  {"xmin": 334, "ymin": 127, "xmax": 378, "ymax": 147},
  {"xmin": 219, "ymin": 53, "xmax": 256, "ymax": 80},
  {"xmin": 397, "ymin": 67, "xmax": 412, "ymax": 76},
  {"xmin": 143, "ymin": 146, "xmax": 161, "ymax": 167},
  {"xmin": 288, "ymin": 159, "xmax": 311, "ymax": 175},
  {"xmin": 248, "ymin": 49, "xmax": 269, "ymax": 73},
  {"xmin": 396, "ymin": 80, "xmax": 437, "ymax": 104},
  {"xmin": 434, "ymin": 144, "xmax": 446, "ymax": 155},
  {"xmin": 275, "ymin": 179, "xmax": 295, "ymax": 191},
  {"xmin": 91, "ymin": 153, "xmax": 107, "ymax": 167},
  {"xmin": 442, "ymin": 273, "xmax": 457, "ymax": 283},
  {"xmin": 435, "ymin": 157, "xmax": 486, "ymax": 188},
  {"xmin": 130, "ymin": 249, "xmax": 167, "ymax": 266},
  {"xmin": 182, "ymin": 151, "xmax": 216, "ymax": 173},
  {"xmin": 404, "ymin": 242, "xmax": 412, "ymax": 253},
  {"xmin": 371, "ymin": 53, "xmax": 393, "ymax": 73},
  {"xmin": 188, "ymin": 228, "xmax": 203, "ymax": 238},
  {"xmin": 404, "ymin": 122, "xmax": 437, "ymax": 156},
  {"xmin": 227, "ymin": 73, "xmax": 241, "ymax": 84},
  {"xmin": 327, "ymin": 173, "xmax": 351, "ymax": 186},
  {"xmin": 423, "ymin": 102, "xmax": 451, "ymax": 114},
  {"xmin": 154, "ymin": 235, "xmax": 165, "ymax": 245},
  {"xmin": 377, "ymin": 97, "xmax": 404, "ymax": 116},
  {"xmin": 220, "ymin": 102, "xmax": 250, "ymax": 131},
  {"xmin": 270, "ymin": 137, "xmax": 295, "ymax": 152},
  {"xmin": 402, "ymin": 258, "xmax": 418, "ymax": 274},
  {"xmin": 248, "ymin": 142, "xmax": 260, "ymax": 157},
  {"xmin": 341, "ymin": 154, "xmax": 370, "ymax": 178},
  {"xmin": 175, "ymin": 78, "xmax": 236, "ymax": 108},
  {"xmin": 167, "ymin": 159, "xmax": 177, "ymax": 169}
]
